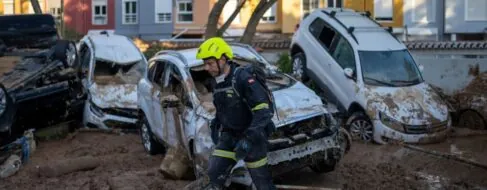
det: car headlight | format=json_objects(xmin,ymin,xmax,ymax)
[
  {"xmin": 0, "ymin": 86, "xmax": 7, "ymax": 116},
  {"xmin": 379, "ymin": 111, "xmax": 404, "ymax": 132}
]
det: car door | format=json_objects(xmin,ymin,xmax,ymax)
[
  {"xmin": 78, "ymin": 42, "xmax": 93, "ymax": 90},
  {"xmin": 306, "ymin": 17, "xmax": 344, "ymax": 108},
  {"xmin": 148, "ymin": 61, "xmax": 170, "ymax": 140},
  {"xmin": 327, "ymin": 34, "xmax": 359, "ymax": 110}
]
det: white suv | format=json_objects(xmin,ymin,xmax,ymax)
[{"xmin": 290, "ymin": 8, "xmax": 452, "ymax": 144}]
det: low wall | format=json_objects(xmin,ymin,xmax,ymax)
[{"xmin": 412, "ymin": 56, "xmax": 487, "ymax": 95}]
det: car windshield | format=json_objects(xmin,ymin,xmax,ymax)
[
  {"xmin": 359, "ymin": 50, "xmax": 423, "ymax": 87},
  {"xmin": 93, "ymin": 59, "xmax": 144, "ymax": 85}
]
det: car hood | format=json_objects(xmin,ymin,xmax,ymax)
[
  {"xmin": 364, "ymin": 82, "xmax": 449, "ymax": 125},
  {"xmin": 272, "ymin": 82, "xmax": 327, "ymax": 127},
  {"xmin": 89, "ymin": 83, "xmax": 137, "ymax": 109}
]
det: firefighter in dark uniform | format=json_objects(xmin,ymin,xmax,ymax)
[{"xmin": 196, "ymin": 37, "xmax": 276, "ymax": 190}]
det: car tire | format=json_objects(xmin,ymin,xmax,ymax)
[
  {"xmin": 138, "ymin": 115, "xmax": 165, "ymax": 155},
  {"xmin": 346, "ymin": 112, "xmax": 374, "ymax": 143},
  {"xmin": 291, "ymin": 52, "xmax": 309, "ymax": 82},
  {"xmin": 458, "ymin": 109, "xmax": 486, "ymax": 130},
  {"xmin": 309, "ymin": 154, "xmax": 338, "ymax": 173},
  {"xmin": 53, "ymin": 40, "xmax": 79, "ymax": 69}
]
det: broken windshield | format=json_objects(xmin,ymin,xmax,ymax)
[
  {"xmin": 93, "ymin": 60, "xmax": 144, "ymax": 85},
  {"xmin": 359, "ymin": 50, "xmax": 424, "ymax": 87}
]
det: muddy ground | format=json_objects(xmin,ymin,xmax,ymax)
[{"xmin": 1, "ymin": 131, "xmax": 487, "ymax": 190}]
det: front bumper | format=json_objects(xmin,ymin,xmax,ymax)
[
  {"xmin": 373, "ymin": 120, "xmax": 450, "ymax": 144},
  {"xmin": 83, "ymin": 101, "xmax": 137, "ymax": 129}
]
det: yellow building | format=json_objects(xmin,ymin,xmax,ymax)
[
  {"xmin": 218, "ymin": 0, "xmax": 404, "ymax": 35},
  {"xmin": 0, "ymin": 0, "xmax": 47, "ymax": 15}
]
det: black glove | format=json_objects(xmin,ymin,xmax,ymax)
[
  {"xmin": 209, "ymin": 118, "xmax": 220, "ymax": 144},
  {"xmin": 234, "ymin": 138, "xmax": 251, "ymax": 160}
]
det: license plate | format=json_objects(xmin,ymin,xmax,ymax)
[{"xmin": 267, "ymin": 136, "xmax": 339, "ymax": 165}]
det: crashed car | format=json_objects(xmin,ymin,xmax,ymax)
[
  {"xmin": 0, "ymin": 14, "xmax": 84, "ymax": 145},
  {"xmin": 136, "ymin": 43, "xmax": 351, "ymax": 186},
  {"xmin": 77, "ymin": 32, "xmax": 146, "ymax": 129},
  {"xmin": 450, "ymin": 72, "xmax": 487, "ymax": 130},
  {"xmin": 290, "ymin": 8, "xmax": 452, "ymax": 144}
]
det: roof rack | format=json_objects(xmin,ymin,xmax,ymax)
[
  {"xmin": 321, "ymin": 9, "xmax": 401, "ymax": 44},
  {"xmin": 154, "ymin": 50, "xmax": 188, "ymax": 66},
  {"xmin": 321, "ymin": 10, "xmax": 359, "ymax": 44}
]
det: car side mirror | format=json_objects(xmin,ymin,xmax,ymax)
[
  {"xmin": 344, "ymin": 68, "xmax": 354, "ymax": 79},
  {"xmin": 161, "ymin": 94, "xmax": 180, "ymax": 108}
]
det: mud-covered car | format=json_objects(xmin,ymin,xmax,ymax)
[
  {"xmin": 77, "ymin": 32, "xmax": 146, "ymax": 130},
  {"xmin": 136, "ymin": 43, "xmax": 351, "ymax": 187},
  {"xmin": 0, "ymin": 14, "xmax": 84, "ymax": 145},
  {"xmin": 290, "ymin": 8, "xmax": 451, "ymax": 144}
]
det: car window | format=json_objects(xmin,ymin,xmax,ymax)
[
  {"xmin": 152, "ymin": 61, "xmax": 167, "ymax": 87},
  {"xmin": 309, "ymin": 18, "xmax": 336, "ymax": 51},
  {"xmin": 148, "ymin": 60, "xmax": 158, "ymax": 81},
  {"xmin": 162, "ymin": 63, "xmax": 192, "ymax": 108},
  {"xmin": 332, "ymin": 36, "xmax": 356, "ymax": 72}
]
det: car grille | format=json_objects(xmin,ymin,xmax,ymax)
[
  {"xmin": 101, "ymin": 107, "xmax": 138, "ymax": 119},
  {"xmin": 404, "ymin": 121, "xmax": 448, "ymax": 134}
]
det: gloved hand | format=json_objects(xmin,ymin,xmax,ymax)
[
  {"xmin": 234, "ymin": 138, "xmax": 251, "ymax": 160},
  {"xmin": 209, "ymin": 118, "xmax": 220, "ymax": 144}
]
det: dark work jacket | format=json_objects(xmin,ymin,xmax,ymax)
[{"xmin": 212, "ymin": 62, "xmax": 273, "ymax": 142}]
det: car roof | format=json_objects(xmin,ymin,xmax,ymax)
[
  {"xmin": 316, "ymin": 8, "xmax": 406, "ymax": 51},
  {"xmin": 153, "ymin": 43, "xmax": 269, "ymax": 68},
  {"xmin": 88, "ymin": 33, "xmax": 143, "ymax": 65}
]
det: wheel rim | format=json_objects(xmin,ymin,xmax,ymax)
[
  {"xmin": 65, "ymin": 43, "xmax": 76, "ymax": 67},
  {"xmin": 350, "ymin": 119, "xmax": 373, "ymax": 142},
  {"xmin": 141, "ymin": 124, "xmax": 151, "ymax": 151},
  {"xmin": 459, "ymin": 110, "xmax": 485, "ymax": 130},
  {"xmin": 292, "ymin": 57, "xmax": 303, "ymax": 79}
]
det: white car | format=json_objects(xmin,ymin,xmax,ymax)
[
  {"xmin": 77, "ymin": 32, "xmax": 147, "ymax": 129},
  {"xmin": 136, "ymin": 43, "xmax": 351, "ymax": 187},
  {"xmin": 290, "ymin": 8, "xmax": 452, "ymax": 144}
]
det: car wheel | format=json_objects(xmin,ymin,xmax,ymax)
[
  {"xmin": 139, "ymin": 115, "xmax": 165, "ymax": 155},
  {"xmin": 458, "ymin": 110, "xmax": 486, "ymax": 130},
  {"xmin": 291, "ymin": 52, "xmax": 309, "ymax": 82},
  {"xmin": 346, "ymin": 112, "xmax": 374, "ymax": 142},
  {"xmin": 54, "ymin": 40, "xmax": 79, "ymax": 69},
  {"xmin": 309, "ymin": 154, "xmax": 338, "ymax": 173}
]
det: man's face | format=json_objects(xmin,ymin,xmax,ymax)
[{"xmin": 204, "ymin": 58, "xmax": 225, "ymax": 77}]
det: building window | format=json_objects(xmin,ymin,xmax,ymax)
[
  {"xmin": 50, "ymin": 7, "xmax": 62, "ymax": 22},
  {"xmin": 327, "ymin": 0, "xmax": 343, "ymax": 8},
  {"xmin": 465, "ymin": 0, "xmax": 487, "ymax": 21},
  {"xmin": 374, "ymin": 0, "xmax": 393, "ymax": 21},
  {"xmin": 223, "ymin": 0, "xmax": 241, "ymax": 24},
  {"xmin": 412, "ymin": 0, "xmax": 436, "ymax": 23},
  {"xmin": 3, "ymin": 0, "xmax": 14, "ymax": 15},
  {"xmin": 122, "ymin": 0, "xmax": 137, "ymax": 24},
  {"xmin": 155, "ymin": 0, "xmax": 172, "ymax": 23},
  {"xmin": 261, "ymin": 1, "xmax": 277, "ymax": 23},
  {"xmin": 302, "ymin": 0, "xmax": 320, "ymax": 19},
  {"xmin": 177, "ymin": 1, "xmax": 193, "ymax": 23},
  {"xmin": 92, "ymin": 0, "xmax": 107, "ymax": 25}
]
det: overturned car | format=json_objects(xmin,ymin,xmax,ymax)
[
  {"xmin": 136, "ymin": 43, "xmax": 351, "ymax": 187},
  {"xmin": 0, "ymin": 14, "xmax": 84, "ymax": 146}
]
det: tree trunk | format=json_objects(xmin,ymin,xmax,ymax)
[
  {"xmin": 239, "ymin": 0, "xmax": 278, "ymax": 44},
  {"xmin": 204, "ymin": 0, "xmax": 229, "ymax": 39},
  {"xmin": 217, "ymin": 0, "xmax": 247, "ymax": 36}
]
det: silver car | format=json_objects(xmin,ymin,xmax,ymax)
[{"xmin": 136, "ymin": 43, "xmax": 350, "ymax": 187}]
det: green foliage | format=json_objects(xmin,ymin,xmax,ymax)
[
  {"xmin": 276, "ymin": 52, "xmax": 292, "ymax": 74},
  {"xmin": 143, "ymin": 43, "xmax": 165, "ymax": 59}
]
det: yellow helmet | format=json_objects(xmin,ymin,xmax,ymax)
[{"xmin": 196, "ymin": 37, "xmax": 234, "ymax": 60}]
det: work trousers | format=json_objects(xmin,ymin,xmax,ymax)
[{"xmin": 207, "ymin": 131, "xmax": 276, "ymax": 190}]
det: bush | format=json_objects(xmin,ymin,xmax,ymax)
[
  {"xmin": 276, "ymin": 52, "xmax": 292, "ymax": 74},
  {"xmin": 143, "ymin": 43, "xmax": 165, "ymax": 59}
]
